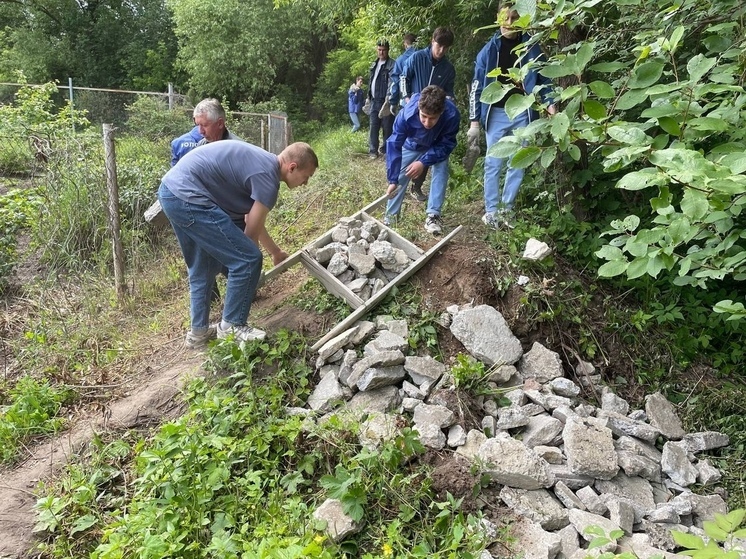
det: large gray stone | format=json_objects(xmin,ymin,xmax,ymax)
[
  {"xmin": 356, "ymin": 365, "xmax": 406, "ymax": 392},
  {"xmin": 404, "ymin": 356, "xmax": 447, "ymax": 387},
  {"xmin": 313, "ymin": 498, "xmax": 360, "ymax": 542},
  {"xmin": 508, "ymin": 517, "xmax": 563, "ymax": 559},
  {"xmin": 307, "ymin": 373, "xmax": 351, "ymax": 412},
  {"xmin": 681, "ymin": 431, "xmax": 730, "ymax": 453},
  {"xmin": 500, "ymin": 487, "xmax": 569, "ymax": 530},
  {"xmin": 597, "ymin": 410, "xmax": 661, "ymax": 444},
  {"xmin": 449, "ymin": 305, "xmax": 523, "ymax": 366},
  {"xmin": 477, "ymin": 432, "xmax": 555, "ymax": 490},
  {"xmin": 521, "ymin": 415, "xmax": 564, "ymax": 448},
  {"xmin": 518, "ymin": 342, "xmax": 565, "ymax": 383},
  {"xmin": 595, "ymin": 472, "xmax": 656, "ymax": 517},
  {"xmin": 645, "ymin": 392, "xmax": 685, "ymax": 440},
  {"xmin": 661, "ymin": 442, "xmax": 697, "ymax": 487},
  {"xmin": 568, "ymin": 509, "xmax": 621, "ymax": 543},
  {"xmin": 563, "ymin": 416, "xmax": 619, "ymax": 480}
]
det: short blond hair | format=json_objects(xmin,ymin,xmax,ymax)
[{"xmin": 280, "ymin": 142, "xmax": 319, "ymax": 170}]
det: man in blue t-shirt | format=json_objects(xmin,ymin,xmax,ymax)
[
  {"xmin": 158, "ymin": 141, "xmax": 318, "ymax": 348},
  {"xmin": 383, "ymin": 85, "xmax": 460, "ymax": 235}
]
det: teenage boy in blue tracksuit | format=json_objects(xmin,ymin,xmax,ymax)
[
  {"xmin": 468, "ymin": 2, "xmax": 555, "ymax": 229},
  {"xmin": 383, "ymin": 85, "xmax": 460, "ymax": 235}
]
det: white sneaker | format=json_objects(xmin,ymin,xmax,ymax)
[
  {"xmin": 185, "ymin": 326, "xmax": 216, "ymax": 349},
  {"xmin": 498, "ymin": 211, "xmax": 515, "ymax": 230},
  {"xmin": 217, "ymin": 323, "xmax": 267, "ymax": 342},
  {"xmin": 424, "ymin": 214, "xmax": 442, "ymax": 234},
  {"xmin": 481, "ymin": 212, "xmax": 499, "ymax": 229}
]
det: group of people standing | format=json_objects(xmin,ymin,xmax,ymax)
[
  {"xmin": 160, "ymin": 0, "xmax": 556, "ymax": 352},
  {"xmin": 352, "ymin": 1, "xmax": 555, "ymax": 235}
]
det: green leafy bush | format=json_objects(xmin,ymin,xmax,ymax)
[
  {"xmin": 123, "ymin": 95, "xmax": 193, "ymax": 141},
  {"xmin": 0, "ymin": 186, "xmax": 42, "ymax": 290},
  {"xmin": 0, "ymin": 376, "xmax": 71, "ymax": 464}
]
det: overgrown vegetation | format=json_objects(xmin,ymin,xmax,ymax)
[
  {"xmin": 36, "ymin": 334, "xmax": 489, "ymax": 558},
  {"xmin": 0, "ymin": 376, "xmax": 72, "ymax": 464}
]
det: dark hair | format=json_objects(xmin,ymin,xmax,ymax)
[
  {"xmin": 432, "ymin": 27, "xmax": 454, "ymax": 48},
  {"xmin": 376, "ymin": 39, "xmax": 390, "ymax": 48},
  {"xmin": 403, "ymin": 33, "xmax": 416, "ymax": 45},
  {"xmin": 418, "ymin": 85, "xmax": 446, "ymax": 115}
]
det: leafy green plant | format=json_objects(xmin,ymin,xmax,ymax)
[
  {"xmin": 0, "ymin": 376, "xmax": 72, "ymax": 464},
  {"xmin": 0, "ymin": 186, "xmax": 43, "ymax": 290},
  {"xmin": 673, "ymin": 509, "xmax": 746, "ymax": 559},
  {"xmin": 288, "ymin": 278, "xmax": 351, "ymax": 320},
  {"xmin": 123, "ymin": 95, "xmax": 193, "ymax": 141}
]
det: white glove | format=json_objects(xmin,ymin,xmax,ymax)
[
  {"xmin": 463, "ymin": 125, "xmax": 481, "ymax": 173},
  {"xmin": 466, "ymin": 125, "xmax": 480, "ymax": 147}
]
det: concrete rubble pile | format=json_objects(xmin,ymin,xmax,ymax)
[
  {"xmin": 300, "ymin": 303, "xmax": 737, "ymax": 559},
  {"xmin": 313, "ymin": 217, "xmax": 414, "ymax": 302}
]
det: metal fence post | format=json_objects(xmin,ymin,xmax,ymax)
[{"xmin": 68, "ymin": 78, "xmax": 75, "ymax": 134}]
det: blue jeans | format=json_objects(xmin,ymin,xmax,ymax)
[
  {"xmin": 349, "ymin": 112, "xmax": 361, "ymax": 132},
  {"xmin": 385, "ymin": 148, "xmax": 449, "ymax": 218},
  {"xmin": 368, "ymin": 99, "xmax": 394, "ymax": 154},
  {"xmin": 484, "ymin": 108, "xmax": 530, "ymax": 213},
  {"xmin": 158, "ymin": 183, "xmax": 263, "ymax": 331}
]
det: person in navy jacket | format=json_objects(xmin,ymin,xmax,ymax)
[{"xmin": 383, "ymin": 85, "xmax": 460, "ymax": 235}]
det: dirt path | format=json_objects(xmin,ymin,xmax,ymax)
[{"xmin": 0, "ymin": 356, "xmax": 205, "ymax": 558}]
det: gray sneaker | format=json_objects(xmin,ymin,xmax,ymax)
[
  {"xmin": 217, "ymin": 323, "xmax": 267, "ymax": 342},
  {"xmin": 185, "ymin": 326, "xmax": 217, "ymax": 349},
  {"xmin": 383, "ymin": 214, "xmax": 397, "ymax": 227},
  {"xmin": 481, "ymin": 212, "xmax": 499, "ymax": 229},
  {"xmin": 424, "ymin": 214, "xmax": 443, "ymax": 234}
]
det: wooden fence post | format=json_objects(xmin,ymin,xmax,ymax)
[{"xmin": 102, "ymin": 124, "xmax": 126, "ymax": 302}]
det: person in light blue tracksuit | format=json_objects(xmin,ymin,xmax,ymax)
[
  {"xmin": 388, "ymin": 33, "xmax": 417, "ymax": 109},
  {"xmin": 468, "ymin": 2, "xmax": 555, "ymax": 229}
]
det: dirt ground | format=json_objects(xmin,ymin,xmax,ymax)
[{"xmin": 0, "ymin": 222, "xmax": 590, "ymax": 558}]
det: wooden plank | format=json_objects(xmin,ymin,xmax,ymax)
[
  {"xmin": 262, "ymin": 248, "xmax": 304, "ymax": 282},
  {"xmin": 300, "ymin": 251, "xmax": 364, "ymax": 309},
  {"xmin": 310, "ymin": 225, "xmax": 462, "ymax": 351},
  {"xmin": 358, "ymin": 192, "xmax": 389, "ymax": 216}
]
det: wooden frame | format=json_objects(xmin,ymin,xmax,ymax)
[{"xmin": 263, "ymin": 193, "xmax": 462, "ymax": 351}]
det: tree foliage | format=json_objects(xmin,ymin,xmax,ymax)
[
  {"xmin": 489, "ymin": 0, "xmax": 746, "ymax": 319},
  {"xmin": 167, "ymin": 0, "xmax": 324, "ymax": 108},
  {"xmin": 0, "ymin": 0, "xmax": 177, "ymax": 88}
]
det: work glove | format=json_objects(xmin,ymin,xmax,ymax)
[
  {"xmin": 378, "ymin": 98, "xmax": 392, "ymax": 118},
  {"xmin": 462, "ymin": 125, "xmax": 481, "ymax": 173}
]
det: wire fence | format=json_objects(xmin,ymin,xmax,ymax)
[
  {"xmin": 0, "ymin": 80, "xmax": 289, "ymax": 153},
  {"xmin": 0, "ymin": 81, "xmax": 291, "ymax": 291}
]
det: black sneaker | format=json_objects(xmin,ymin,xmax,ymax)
[{"xmin": 410, "ymin": 183, "xmax": 427, "ymax": 202}]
